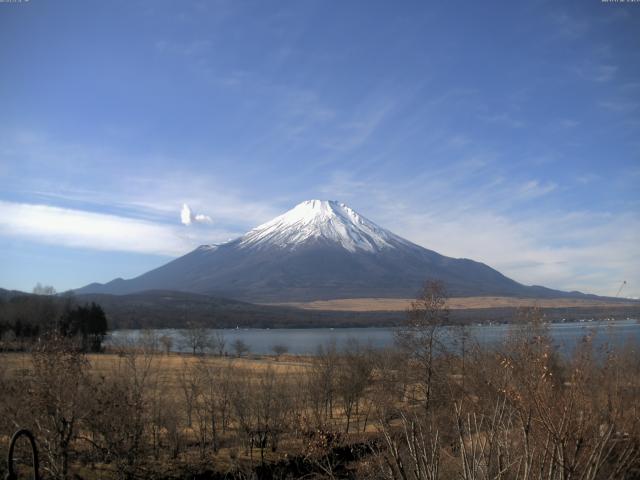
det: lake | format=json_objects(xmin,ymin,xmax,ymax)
[{"xmin": 107, "ymin": 318, "xmax": 640, "ymax": 356}]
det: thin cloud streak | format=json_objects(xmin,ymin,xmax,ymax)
[
  {"xmin": 0, "ymin": 128, "xmax": 282, "ymax": 228},
  {"xmin": 0, "ymin": 201, "xmax": 238, "ymax": 256},
  {"xmin": 517, "ymin": 180, "xmax": 558, "ymax": 199}
]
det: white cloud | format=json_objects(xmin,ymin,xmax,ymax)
[
  {"xmin": 180, "ymin": 203, "xmax": 192, "ymax": 225},
  {"xmin": 181, "ymin": 203, "xmax": 213, "ymax": 226},
  {"xmin": 0, "ymin": 201, "xmax": 234, "ymax": 256}
]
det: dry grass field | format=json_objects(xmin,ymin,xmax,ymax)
[
  {"xmin": 0, "ymin": 351, "xmax": 312, "ymax": 376},
  {"xmin": 2, "ymin": 309, "xmax": 639, "ymax": 479},
  {"xmin": 0, "ymin": 350, "xmax": 327, "ymax": 478},
  {"xmin": 267, "ymin": 296, "xmax": 638, "ymax": 312}
]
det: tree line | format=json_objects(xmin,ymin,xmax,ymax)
[{"xmin": 0, "ymin": 285, "xmax": 108, "ymax": 352}]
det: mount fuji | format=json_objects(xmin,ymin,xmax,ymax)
[{"xmin": 77, "ymin": 200, "xmax": 585, "ymax": 301}]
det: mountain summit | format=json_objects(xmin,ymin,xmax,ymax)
[
  {"xmin": 77, "ymin": 200, "xmax": 583, "ymax": 301},
  {"xmin": 239, "ymin": 200, "xmax": 410, "ymax": 253}
]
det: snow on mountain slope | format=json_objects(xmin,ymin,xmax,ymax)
[{"xmin": 239, "ymin": 199, "xmax": 411, "ymax": 252}]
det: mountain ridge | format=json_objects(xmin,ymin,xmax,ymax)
[{"xmin": 76, "ymin": 200, "xmax": 598, "ymax": 302}]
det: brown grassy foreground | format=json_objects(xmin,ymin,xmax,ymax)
[
  {"xmin": 1, "ymin": 314, "xmax": 639, "ymax": 479},
  {"xmin": 268, "ymin": 296, "xmax": 639, "ymax": 312}
]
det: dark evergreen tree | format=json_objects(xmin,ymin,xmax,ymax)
[{"xmin": 59, "ymin": 302, "xmax": 108, "ymax": 351}]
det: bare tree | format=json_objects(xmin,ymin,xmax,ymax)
[
  {"xmin": 370, "ymin": 348, "xmax": 408, "ymax": 424},
  {"xmin": 158, "ymin": 394, "xmax": 184, "ymax": 460},
  {"xmin": 180, "ymin": 322, "xmax": 211, "ymax": 355},
  {"xmin": 138, "ymin": 329, "xmax": 159, "ymax": 353},
  {"xmin": 336, "ymin": 339, "xmax": 373, "ymax": 433},
  {"xmin": 178, "ymin": 359, "xmax": 200, "ymax": 428},
  {"xmin": 185, "ymin": 357, "xmax": 235, "ymax": 456},
  {"xmin": 271, "ymin": 343, "xmax": 289, "ymax": 360},
  {"xmin": 159, "ymin": 334, "xmax": 173, "ymax": 355},
  {"xmin": 230, "ymin": 370, "xmax": 254, "ymax": 458},
  {"xmin": 28, "ymin": 336, "xmax": 89, "ymax": 479},
  {"xmin": 212, "ymin": 330, "xmax": 226, "ymax": 356},
  {"xmin": 33, "ymin": 283, "xmax": 57, "ymax": 295},
  {"xmin": 378, "ymin": 412, "xmax": 441, "ymax": 480},
  {"xmin": 308, "ymin": 341, "xmax": 338, "ymax": 427},
  {"xmin": 85, "ymin": 348, "xmax": 157, "ymax": 480},
  {"xmin": 230, "ymin": 366, "xmax": 293, "ymax": 465},
  {"xmin": 232, "ymin": 338, "xmax": 250, "ymax": 357},
  {"xmin": 252, "ymin": 367, "xmax": 292, "ymax": 462},
  {"xmin": 396, "ymin": 280, "xmax": 449, "ymax": 413}
]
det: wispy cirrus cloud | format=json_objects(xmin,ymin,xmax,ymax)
[
  {"xmin": 558, "ymin": 119, "xmax": 580, "ymax": 129},
  {"xmin": 592, "ymin": 64, "xmax": 618, "ymax": 83},
  {"xmin": 388, "ymin": 209, "xmax": 639, "ymax": 297},
  {"xmin": 573, "ymin": 62, "xmax": 618, "ymax": 83},
  {"xmin": 0, "ymin": 128, "xmax": 281, "ymax": 228},
  {"xmin": 0, "ymin": 201, "xmax": 192, "ymax": 256},
  {"xmin": 316, "ymin": 168, "xmax": 639, "ymax": 298},
  {"xmin": 155, "ymin": 39, "xmax": 212, "ymax": 57},
  {"xmin": 517, "ymin": 180, "xmax": 558, "ymax": 199},
  {"xmin": 320, "ymin": 101, "xmax": 395, "ymax": 152},
  {"xmin": 599, "ymin": 100, "xmax": 639, "ymax": 113},
  {"xmin": 478, "ymin": 112, "xmax": 525, "ymax": 129},
  {"xmin": 550, "ymin": 11, "xmax": 590, "ymax": 40}
]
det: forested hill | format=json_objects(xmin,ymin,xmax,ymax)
[
  {"xmin": 76, "ymin": 290, "xmax": 640, "ymax": 329},
  {"xmin": 2, "ymin": 288, "xmax": 638, "ymax": 331},
  {"xmin": 74, "ymin": 290, "xmax": 399, "ymax": 329}
]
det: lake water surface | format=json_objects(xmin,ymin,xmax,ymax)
[{"xmin": 107, "ymin": 319, "xmax": 640, "ymax": 356}]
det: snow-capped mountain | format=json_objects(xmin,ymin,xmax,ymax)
[
  {"xmin": 77, "ymin": 200, "xmax": 581, "ymax": 301},
  {"xmin": 239, "ymin": 200, "xmax": 411, "ymax": 252}
]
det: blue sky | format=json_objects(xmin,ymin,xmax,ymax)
[{"xmin": 0, "ymin": 0, "xmax": 639, "ymax": 298}]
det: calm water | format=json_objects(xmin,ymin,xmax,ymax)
[{"xmin": 107, "ymin": 319, "xmax": 640, "ymax": 356}]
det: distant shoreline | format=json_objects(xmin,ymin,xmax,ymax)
[{"xmin": 106, "ymin": 318, "xmax": 640, "ymax": 356}]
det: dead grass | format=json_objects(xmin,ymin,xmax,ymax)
[
  {"xmin": 1, "ymin": 351, "xmax": 309, "ymax": 373},
  {"xmin": 0, "ymin": 351, "xmax": 321, "ymax": 479},
  {"xmin": 1, "ymin": 352, "xmax": 313, "ymax": 408},
  {"xmin": 266, "ymin": 296, "xmax": 638, "ymax": 312},
  {"xmin": 3, "ymin": 336, "xmax": 638, "ymax": 479}
]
